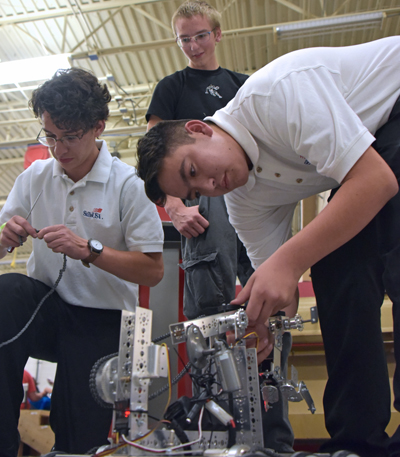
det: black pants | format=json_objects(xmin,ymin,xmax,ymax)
[
  {"xmin": 0, "ymin": 273, "xmax": 121, "ymax": 456},
  {"xmin": 311, "ymin": 96, "xmax": 400, "ymax": 457},
  {"xmin": 260, "ymin": 332, "xmax": 294, "ymax": 452}
]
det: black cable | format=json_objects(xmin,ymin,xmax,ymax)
[
  {"xmin": 148, "ymin": 361, "xmax": 191, "ymax": 401},
  {"xmin": 152, "ymin": 331, "xmax": 171, "ymax": 343},
  {"xmin": 0, "ymin": 254, "xmax": 67, "ymax": 349}
]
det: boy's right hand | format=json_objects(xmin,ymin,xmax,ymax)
[
  {"xmin": 165, "ymin": 196, "xmax": 209, "ymax": 238},
  {"xmin": 0, "ymin": 215, "xmax": 38, "ymax": 250}
]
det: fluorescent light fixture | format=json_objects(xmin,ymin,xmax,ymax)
[
  {"xmin": 275, "ymin": 12, "xmax": 385, "ymax": 41},
  {"xmin": 0, "ymin": 54, "xmax": 71, "ymax": 86}
]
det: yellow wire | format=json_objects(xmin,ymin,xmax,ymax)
[
  {"xmin": 96, "ymin": 343, "xmax": 173, "ymax": 453},
  {"xmin": 10, "ymin": 248, "xmax": 17, "ymax": 268},
  {"xmin": 242, "ymin": 331, "xmax": 259, "ymax": 351}
]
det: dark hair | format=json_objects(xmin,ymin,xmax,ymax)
[
  {"xmin": 136, "ymin": 120, "xmax": 196, "ymax": 206},
  {"xmin": 29, "ymin": 67, "xmax": 111, "ymax": 132}
]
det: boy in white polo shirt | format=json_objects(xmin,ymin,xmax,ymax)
[
  {"xmin": 0, "ymin": 68, "xmax": 164, "ymax": 455},
  {"xmin": 137, "ymin": 36, "xmax": 400, "ymax": 456}
]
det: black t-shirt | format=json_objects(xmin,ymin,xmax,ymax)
[
  {"xmin": 146, "ymin": 66, "xmax": 249, "ymax": 121},
  {"xmin": 146, "ymin": 66, "xmax": 252, "ymax": 318}
]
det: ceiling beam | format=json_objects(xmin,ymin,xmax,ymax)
[
  {"xmin": 272, "ymin": 0, "xmax": 314, "ymax": 18},
  {"xmin": 0, "ymin": 0, "xmax": 170, "ymax": 26},
  {"xmin": 70, "ymin": 8, "xmax": 400, "ymax": 60}
]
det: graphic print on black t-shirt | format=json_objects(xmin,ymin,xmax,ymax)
[{"xmin": 205, "ymin": 84, "xmax": 222, "ymax": 98}]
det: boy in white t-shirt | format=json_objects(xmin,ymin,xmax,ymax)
[{"xmin": 137, "ymin": 37, "xmax": 400, "ymax": 456}]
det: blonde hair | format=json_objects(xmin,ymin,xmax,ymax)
[{"xmin": 171, "ymin": 1, "xmax": 221, "ymax": 35}]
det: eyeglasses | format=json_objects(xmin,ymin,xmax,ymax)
[
  {"xmin": 176, "ymin": 29, "xmax": 216, "ymax": 48},
  {"xmin": 36, "ymin": 129, "xmax": 85, "ymax": 147}
]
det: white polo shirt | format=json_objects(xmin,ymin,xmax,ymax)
[
  {"xmin": 0, "ymin": 140, "xmax": 164, "ymax": 311},
  {"xmin": 206, "ymin": 36, "xmax": 400, "ymax": 269}
]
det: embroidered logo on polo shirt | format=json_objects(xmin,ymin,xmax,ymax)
[
  {"xmin": 205, "ymin": 85, "xmax": 222, "ymax": 98},
  {"xmin": 299, "ymin": 155, "xmax": 311, "ymax": 165},
  {"xmin": 83, "ymin": 208, "xmax": 103, "ymax": 219}
]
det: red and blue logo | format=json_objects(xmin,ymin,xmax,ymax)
[{"xmin": 83, "ymin": 208, "xmax": 103, "ymax": 219}]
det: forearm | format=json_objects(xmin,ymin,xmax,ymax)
[
  {"xmin": 281, "ymin": 288, "xmax": 299, "ymax": 317},
  {"xmin": 92, "ymin": 249, "xmax": 164, "ymax": 286},
  {"xmin": 28, "ymin": 391, "xmax": 48, "ymax": 402},
  {"xmin": 164, "ymin": 195, "xmax": 186, "ymax": 218}
]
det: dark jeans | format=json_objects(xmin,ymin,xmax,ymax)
[
  {"xmin": 0, "ymin": 273, "xmax": 121, "ymax": 456},
  {"xmin": 181, "ymin": 195, "xmax": 254, "ymax": 319},
  {"xmin": 311, "ymin": 95, "xmax": 400, "ymax": 457}
]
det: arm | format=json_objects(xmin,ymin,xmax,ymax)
[
  {"xmin": 28, "ymin": 387, "xmax": 52, "ymax": 403},
  {"xmin": 233, "ymin": 146, "xmax": 398, "ymax": 324},
  {"xmin": 37, "ymin": 225, "xmax": 163, "ymax": 287}
]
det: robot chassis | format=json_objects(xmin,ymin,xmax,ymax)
[{"xmin": 93, "ymin": 307, "xmax": 317, "ymax": 456}]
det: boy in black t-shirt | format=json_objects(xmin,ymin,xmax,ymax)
[{"xmin": 146, "ymin": 1, "xmax": 294, "ymax": 452}]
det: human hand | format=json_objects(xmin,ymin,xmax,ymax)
[
  {"xmin": 37, "ymin": 225, "xmax": 89, "ymax": 260},
  {"xmin": 231, "ymin": 255, "xmax": 300, "ymax": 325},
  {"xmin": 42, "ymin": 387, "xmax": 52, "ymax": 395},
  {"xmin": 0, "ymin": 216, "xmax": 38, "ymax": 249},
  {"xmin": 226, "ymin": 321, "xmax": 273, "ymax": 365},
  {"xmin": 243, "ymin": 321, "xmax": 274, "ymax": 365},
  {"xmin": 168, "ymin": 204, "xmax": 209, "ymax": 239}
]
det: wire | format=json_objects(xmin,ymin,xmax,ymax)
[
  {"xmin": 152, "ymin": 331, "xmax": 171, "ymax": 343},
  {"xmin": 242, "ymin": 331, "xmax": 259, "ymax": 352},
  {"xmin": 10, "ymin": 247, "xmax": 17, "ymax": 268},
  {"xmin": 0, "ymin": 254, "xmax": 67, "ymax": 349},
  {"xmin": 148, "ymin": 361, "xmax": 191, "ymax": 401},
  {"xmin": 121, "ymin": 406, "xmax": 205, "ymax": 453},
  {"xmin": 90, "ymin": 442, "xmax": 127, "ymax": 457}
]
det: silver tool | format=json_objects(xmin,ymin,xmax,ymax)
[{"xmin": 7, "ymin": 189, "xmax": 43, "ymax": 253}]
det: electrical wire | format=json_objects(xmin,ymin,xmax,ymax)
[
  {"xmin": 0, "ymin": 253, "xmax": 67, "ymax": 349},
  {"xmin": 92, "ymin": 343, "xmax": 174, "ymax": 455},
  {"xmin": 90, "ymin": 442, "xmax": 127, "ymax": 457},
  {"xmin": 242, "ymin": 331, "xmax": 259, "ymax": 352},
  {"xmin": 121, "ymin": 406, "xmax": 205, "ymax": 453},
  {"xmin": 148, "ymin": 361, "xmax": 191, "ymax": 401}
]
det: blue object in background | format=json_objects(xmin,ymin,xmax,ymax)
[{"xmin": 29, "ymin": 395, "xmax": 51, "ymax": 410}]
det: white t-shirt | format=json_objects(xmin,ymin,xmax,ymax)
[
  {"xmin": 206, "ymin": 36, "xmax": 400, "ymax": 269},
  {"xmin": 0, "ymin": 140, "xmax": 164, "ymax": 311}
]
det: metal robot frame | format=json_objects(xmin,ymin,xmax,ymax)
[{"xmin": 93, "ymin": 307, "xmax": 316, "ymax": 456}]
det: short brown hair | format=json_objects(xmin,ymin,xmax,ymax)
[
  {"xmin": 136, "ymin": 120, "xmax": 196, "ymax": 206},
  {"xmin": 171, "ymin": 1, "xmax": 221, "ymax": 35}
]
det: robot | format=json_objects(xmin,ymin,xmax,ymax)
[{"xmin": 90, "ymin": 307, "xmax": 318, "ymax": 457}]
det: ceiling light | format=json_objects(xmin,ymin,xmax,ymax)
[
  {"xmin": 0, "ymin": 54, "xmax": 71, "ymax": 86},
  {"xmin": 274, "ymin": 12, "xmax": 385, "ymax": 41}
]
